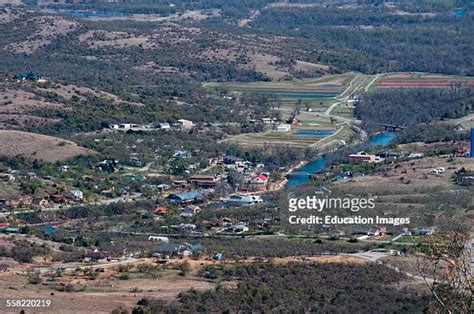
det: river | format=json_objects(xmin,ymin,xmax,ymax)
[{"xmin": 287, "ymin": 132, "xmax": 397, "ymax": 188}]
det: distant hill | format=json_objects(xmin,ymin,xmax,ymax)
[{"xmin": 0, "ymin": 130, "xmax": 93, "ymax": 161}]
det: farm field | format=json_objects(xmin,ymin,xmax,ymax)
[
  {"xmin": 375, "ymin": 72, "xmax": 474, "ymax": 90},
  {"xmin": 331, "ymin": 105, "xmax": 355, "ymax": 119},
  {"xmin": 214, "ymin": 73, "xmax": 369, "ymax": 147},
  {"xmin": 205, "ymin": 73, "xmax": 354, "ymax": 111},
  {"xmin": 223, "ymin": 116, "xmax": 346, "ymax": 148}
]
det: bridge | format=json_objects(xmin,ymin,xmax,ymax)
[
  {"xmin": 380, "ymin": 124, "xmax": 406, "ymax": 132},
  {"xmin": 287, "ymin": 172, "xmax": 314, "ymax": 178}
]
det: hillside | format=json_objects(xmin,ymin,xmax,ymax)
[{"xmin": 0, "ymin": 130, "xmax": 92, "ymax": 161}]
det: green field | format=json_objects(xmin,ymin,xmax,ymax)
[
  {"xmin": 205, "ymin": 74, "xmax": 354, "ymax": 110},
  {"xmin": 211, "ymin": 73, "xmax": 362, "ymax": 148},
  {"xmin": 331, "ymin": 105, "xmax": 355, "ymax": 119}
]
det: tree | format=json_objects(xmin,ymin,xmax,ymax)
[
  {"xmin": 415, "ymin": 228, "xmax": 472, "ymax": 313},
  {"xmin": 178, "ymin": 261, "xmax": 191, "ymax": 277}
]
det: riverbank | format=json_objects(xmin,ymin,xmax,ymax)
[{"xmin": 287, "ymin": 131, "xmax": 398, "ymax": 187}]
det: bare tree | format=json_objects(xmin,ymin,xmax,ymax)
[{"xmin": 415, "ymin": 229, "xmax": 472, "ymax": 313}]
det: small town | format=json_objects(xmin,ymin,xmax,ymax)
[{"xmin": 0, "ymin": 1, "xmax": 472, "ymax": 313}]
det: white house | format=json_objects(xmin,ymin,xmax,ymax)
[
  {"xmin": 180, "ymin": 205, "xmax": 201, "ymax": 218},
  {"xmin": 58, "ymin": 165, "xmax": 70, "ymax": 172},
  {"xmin": 221, "ymin": 194, "xmax": 263, "ymax": 205},
  {"xmin": 261, "ymin": 117, "xmax": 278, "ymax": 125},
  {"xmin": 232, "ymin": 223, "xmax": 249, "ymax": 233},
  {"xmin": 157, "ymin": 122, "xmax": 171, "ymax": 130},
  {"xmin": 177, "ymin": 119, "xmax": 194, "ymax": 129},
  {"xmin": 67, "ymin": 190, "xmax": 84, "ymax": 201},
  {"xmin": 429, "ymin": 167, "xmax": 445, "ymax": 175},
  {"xmin": 275, "ymin": 124, "xmax": 291, "ymax": 133},
  {"xmin": 148, "ymin": 236, "xmax": 170, "ymax": 243}
]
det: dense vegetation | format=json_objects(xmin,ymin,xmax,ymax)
[
  {"xmin": 397, "ymin": 123, "xmax": 469, "ymax": 143},
  {"xmin": 355, "ymin": 89, "xmax": 473, "ymax": 133},
  {"xmin": 249, "ymin": 5, "xmax": 473, "ymax": 75},
  {"xmin": 135, "ymin": 263, "xmax": 429, "ymax": 313}
]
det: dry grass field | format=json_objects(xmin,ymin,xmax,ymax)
[
  {"xmin": 0, "ymin": 130, "xmax": 92, "ymax": 161},
  {"xmin": 0, "ymin": 252, "xmax": 369, "ymax": 313}
]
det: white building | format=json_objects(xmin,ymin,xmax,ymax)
[
  {"xmin": 177, "ymin": 119, "xmax": 194, "ymax": 129},
  {"xmin": 221, "ymin": 194, "xmax": 263, "ymax": 205},
  {"xmin": 157, "ymin": 122, "xmax": 171, "ymax": 130},
  {"xmin": 67, "ymin": 190, "xmax": 84, "ymax": 201},
  {"xmin": 261, "ymin": 117, "xmax": 278, "ymax": 125},
  {"xmin": 275, "ymin": 124, "xmax": 291, "ymax": 133},
  {"xmin": 148, "ymin": 236, "xmax": 170, "ymax": 243}
]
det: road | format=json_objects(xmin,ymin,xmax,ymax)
[
  {"xmin": 347, "ymin": 251, "xmax": 432, "ymax": 284},
  {"xmin": 0, "ymin": 193, "xmax": 144, "ymax": 218}
]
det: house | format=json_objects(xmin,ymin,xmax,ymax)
[
  {"xmin": 429, "ymin": 167, "xmax": 445, "ymax": 176},
  {"xmin": 275, "ymin": 124, "xmax": 291, "ymax": 133},
  {"xmin": 109, "ymin": 123, "xmax": 145, "ymax": 131},
  {"xmin": 182, "ymin": 249, "xmax": 193, "ymax": 257},
  {"xmin": 180, "ymin": 205, "xmax": 201, "ymax": 217},
  {"xmin": 129, "ymin": 157, "xmax": 142, "ymax": 167},
  {"xmin": 15, "ymin": 71, "xmax": 44, "ymax": 82},
  {"xmin": 348, "ymin": 151, "xmax": 377, "ymax": 163},
  {"xmin": 232, "ymin": 223, "xmax": 249, "ymax": 233},
  {"xmin": 188, "ymin": 175, "xmax": 219, "ymax": 188},
  {"xmin": 101, "ymin": 189, "xmax": 115, "ymax": 197},
  {"xmin": 261, "ymin": 117, "xmax": 278, "ymax": 125},
  {"xmin": 50, "ymin": 194, "xmax": 65, "ymax": 203},
  {"xmin": 173, "ymin": 180, "xmax": 188, "ymax": 188},
  {"xmin": 0, "ymin": 173, "xmax": 15, "ymax": 182},
  {"xmin": 67, "ymin": 190, "xmax": 84, "ymax": 201},
  {"xmin": 3, "ymin": 227, "xmax": 20, "ymax": 234},
  {"xmin": 148, "ymin": 236, "xmax": 169, "ymax": 243},
  {"xmin": 177, "ymin": 119, "xmax": 194, "ymax": 129},
  {"xmin": 32, "ymin": 198, "xmax": 49, "ymax": 208},
  {"xmin": 407, "ymin": 153, "xmax": 423, "ymax": 159},
  {"xmin": 156, "ymin": 183, "xmax": 171, "ymax": 191},
  {"xmin": 177, "ymin": 223, "xmax": 197, "ymax": 232},
  {"xmin": 85, "ymin": 251, "xmax": 110, "ymax": 262},
  {"xmin": 167, "ymin": 191, "xmax": 203, "ymax": 204},
  {"xmin": 58, "ymin": 165, "xmax": 70, "ymax": 172},
  {"xmin": 173, "ymin": 150, "xmax": 191, "ymax": 158},
  {"xmin": 153, "ymin": 243, "xmax": 183, "ymax": 258},
  {"xmin": 223, "ymin": 156, "xmax": 243, "ymax": 165},
  {"xmin": 346, "ymin": 99, "xmax": 359, "ymax": 106},
  {"xmin": 252, "ymin": 218, "xmax": 270, "ymax": 228},
  {"xmin": 221, "ymin": 194, "xmax": 263, "ymax": 205},
  {"xmin": 213, "ymin": 252, "xmax": 223, "ymax": 261},
  {"xmin": 249, "ymin": 174, "xmax": 268, "ymax": 185},
  {"xmin": 157, "ymin": 122, "xmax": 171, "ymax": 130},
  {"xmin": 97, "ymin": 160, "xmax": 119, "ymax": 172},
  {"xmin": 368, "ymin": 228, "xmax": 381, "ymax": 236},
  {"xmin": 414, "ymin": 227, "xmax": 435, "ymax": 236}
]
